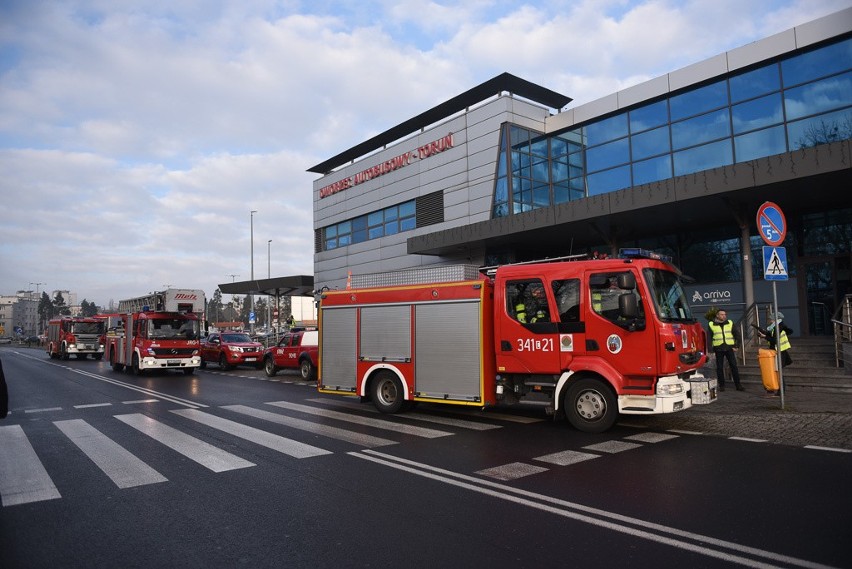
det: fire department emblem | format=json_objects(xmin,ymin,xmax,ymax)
[
  {"xmin": 560, "ymin": 334, "xmax": 573, "ymax": 352},
  {"xmin": 606, "ymin": 334, "xmax": 623, "ymax": 354}
]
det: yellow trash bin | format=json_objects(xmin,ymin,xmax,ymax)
[{"xmin": 758, "ymin": 348, "xmax": 779, "ymax": 392}]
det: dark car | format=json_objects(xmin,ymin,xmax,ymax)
[{"xmin": 200, "ymin": 331, "xmax": 264, "ymax": 370}]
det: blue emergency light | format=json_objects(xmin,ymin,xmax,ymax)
[{"xmin": 619, "ymin": 248, "xmax": 673, "ymax": 264}]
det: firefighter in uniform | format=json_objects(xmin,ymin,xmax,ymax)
[
  {"xmin": 516, "ymin": 285, "xmax": 549, "ymax": 323},
  {"xmin": 708, "ymin": 309, "xmax": 744, "ymax": 391}
]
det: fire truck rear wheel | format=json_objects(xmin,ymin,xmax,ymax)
[
  {"xmin": 564, "ymin": 377, "xmax": 618, "ymax": 433},
  {"xmin": 110, "ymin": 351, "xmax": 124, "ymax": 372},
  {"xmin": 371, "ymin": 371, "xmax": 405, "ymax": 414}
]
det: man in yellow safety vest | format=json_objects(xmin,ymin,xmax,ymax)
[{"xmin": 708, "ymin": 309, "xmax": 744, "ymax": 391}]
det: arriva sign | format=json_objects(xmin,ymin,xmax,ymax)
[{"xmin": 691, "ymin": 289, "xmax": 732, "ymax": 304}]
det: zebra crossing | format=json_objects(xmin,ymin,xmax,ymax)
[{"xmin": 0, "ymin": 398, "xmax": 683, "ymax": 507}]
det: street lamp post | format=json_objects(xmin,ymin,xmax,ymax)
[
  {"xmin": 267, "ymin": 239, "xmax": 272, "ymax": 334},
  {"xmin": 30, "ymin": 282, "xmax": 45, "ymax": 335},
  {"xmin": 226, "ymin": 275, "xmax": 239, "ymax": 322},
  {"xmin": 250, "ymin": 210, "xmax": 257, "ymax": 334}
]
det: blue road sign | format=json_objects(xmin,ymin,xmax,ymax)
[
  {"xmin": 757, "ymin": 202, "xmax": 787, "ymax": 246},
  {"xmin": 763, "ymin": 246, "xmax": 788, "ymax": 281}
]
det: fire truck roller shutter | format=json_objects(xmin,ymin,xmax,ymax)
[
  {"xmin": 359, "ymin": 305, "xmax": 411, "ymax": 362},
  {"xmin": 320, "ymin": 307, "xmax": 358, "ymax": 391},
  {"xmin": 415, "ymin": 300, "xmax": 481, "ymax": 401}
]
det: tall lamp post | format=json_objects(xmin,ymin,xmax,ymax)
[
  {"xmin": 267, "ymin": 239, "xmax": 272, "ymax": 334},
  {"xmin": 250, "ymin": 210, "xmax": 257, "ymax": 333},
  {"xmin": 30, "ymin": 282, "xmax": 45, "ymax": 335},
  {"xmin": 226, "ymin": 274, "xmax": 239, "ymax": 323}
]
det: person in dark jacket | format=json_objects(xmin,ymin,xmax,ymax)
[
  {"xmin": 760, "ymin": 312, "xmax": 793, "ymax": 367},
  {"xmin": 0, "ymin": 357, "xmax": 8, "ymax": 419}
]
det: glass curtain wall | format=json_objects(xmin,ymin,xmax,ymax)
[{"xmin": 492, "ymin": 36, "xmax": 852, "ymax": 219}]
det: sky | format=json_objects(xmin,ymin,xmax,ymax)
[{"xmin": 1, "ymin": 0, "xmax": 849, "ymax": 309}]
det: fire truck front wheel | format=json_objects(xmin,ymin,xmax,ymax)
[
  {"xmin": 564, "ymin": 377, "xmax": 618, "ymax": 433},
  {"xmin": 371, "ymin": 371, "xmax": 405, "ymax": 414},
  {"xmin": 131, "ymin": 354, "xmax": 144, "ymax": 376}
]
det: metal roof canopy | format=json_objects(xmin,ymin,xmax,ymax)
[
  {"xmin": 307, "ymin": 72, "xmax": 572, "ymax": 174},
  {"xmin": 218, "ymin": 275, "xmax": 314, "ymax": 297}
]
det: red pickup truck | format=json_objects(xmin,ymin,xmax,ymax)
[
  {"xmin": 200, "ymin": 331, "xmax": 264, "ymax": 370},
  {"xmin": 263, "ymin": 329, "xmax": 318, "ymax": 381}
]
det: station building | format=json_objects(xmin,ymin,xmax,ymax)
[{"xmin": 310, "ymin": 8, "xmax": 852, "ymax": 338}]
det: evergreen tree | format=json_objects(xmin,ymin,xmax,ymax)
[
  {"xmin": 79, "ymin": 299, "xmax": 99, "ymax": 317},
  {"xmin": 52, "ymin": 292, "xmax": 71, "ymax": 316}
]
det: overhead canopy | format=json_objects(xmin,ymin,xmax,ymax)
[{"xmin": 218, "ymin": 275, "xmax": 314, "ymax": 297}]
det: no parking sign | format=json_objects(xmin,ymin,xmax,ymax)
[{"xmin": 757, "ymin": 202, "xmax": 786, "ymax": 246}]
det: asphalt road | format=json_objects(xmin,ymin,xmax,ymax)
[{"xmin": 1, "ymin": 346, "xmax": 850, "ymax": 569}]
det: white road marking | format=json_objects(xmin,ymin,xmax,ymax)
[
  {"xmin": 266, "ymin": 400, "xmax": 452, "ymax": 439},
  {"xmin": 307, "ymin": 398, "xmax": 501, "ymax": 430},
  {"xmin": 223, "ymin": 404, "xmax": 397, "ymax": 448},
  {"xmin": 54, "ymin": 419, "xmax": 167, "ymax": 488},
  {"xmin": 583, "ymin": 441, "xmax": 642, "ymax": 453},
  {"xmin": 115, "ymin": 413, "xmax": 255, "ymax": 472},
  {"xmin": 535, "ymin": 450, "xmax": 601, "ymax": 466},
  {"xmin": 170, "ymin": 409, "xmax": 331, "ymax": 458},
  {"xmin": 624, "ymin": 432, "xmax": 680, "ymax": 443},
  {"xmin": 354, "ymin": 450, "xmax": 838, "ymax": 569},
  {"xmin": 0, "ymin": 425, "xmax": 61, "ymax": 506},
  {"xmin": 475, "ymin": 462, "xmax": 549, "ymax": 481}
]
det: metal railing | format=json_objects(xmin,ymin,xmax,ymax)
[
  {"xmin": 733, "ymin": 302, "xmax": 775, "ymax": 365},
  {"xmin": 832, "ymin": 294, "xmax": 852, "ymax": 368}
]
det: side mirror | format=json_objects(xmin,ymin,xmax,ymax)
[
  {"xmin": 619, "ymin": 293, "xmax": 638, "ymax": 318},
  {"xmin": 617, "ymin": 272, "xmax": 636, "ymax": 290}
]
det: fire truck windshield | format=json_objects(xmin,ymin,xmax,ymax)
[
  {"xmin": 70, "ymin": 322, "xmax": 104, "ymax": 335},
  {"xmin": 643, "ymin": 268, "xmax": 695, "ymax": 323},
  {"xmin": 148, "ymin": 318, "xmax": 199, "ymax": 340}
]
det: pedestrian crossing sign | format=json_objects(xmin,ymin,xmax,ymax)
[{"xmin": 762, "ymin": 246, "xmax": 788, "ymax": 281}]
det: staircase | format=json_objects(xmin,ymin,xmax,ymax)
[{"xmin": 733, "ymin": 336, "xmax": 852, "ymax": 393}]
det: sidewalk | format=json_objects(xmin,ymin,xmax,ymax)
[{"xmin": 637, "ymin": 385, "xmax": 852, "ymax": 451}]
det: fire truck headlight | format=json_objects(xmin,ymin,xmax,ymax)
[
  {"xmin": 228, "ymin": 346, "xmax": 240, "ymax": 353},
  {"xmin": 192, "ymin": 349, "xmax": 199, "ymax": 356},
  {"xmin": 658, "ymin": 383, "xmax": 684, "ymax": 396},
  {"xmin": 145, "ymin": 348, "xmax": 156, "ymax": 356}
]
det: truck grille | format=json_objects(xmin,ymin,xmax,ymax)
[{"xmin": 152, "ymin": 347, "xmax": 196, "ymax": 357}]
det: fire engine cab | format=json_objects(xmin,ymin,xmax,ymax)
[
  {"xmin": 46, "ymin": 316, "xmax": 106, "ymax": 360},
  {"xmin": 104, "ymin": 289, "xmax": 204, "ymax": 376},
  {"xmin": 318, "ymin": 250, "xmax": 716, "ymax": 433}
]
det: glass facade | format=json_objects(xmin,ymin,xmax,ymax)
[
  {"xmin": 323, "ymin": 200, "xmax": 416, "ymax": 251},
  {"xmin": 492, "ymin": 36, "xmax": 852, "ymax": 218}
]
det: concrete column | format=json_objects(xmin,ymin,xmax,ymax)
[{"xmin": 740, "ymin": 223, "xmax": 755, "ymax": 310}]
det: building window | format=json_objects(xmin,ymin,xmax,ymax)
[
  {"xmin": 488, "ymin": 35, "xmax": 852, "ymax": 220},
  {"xmin": 322, "ymin": 200, "xmax": 417, "ymax": 251}
]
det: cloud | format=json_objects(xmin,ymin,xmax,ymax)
[{"xmin": 0, "ymin": 0, "xmax": 847, "ymax": 309}]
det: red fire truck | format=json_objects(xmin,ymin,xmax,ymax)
[
  {"xmin": 46, "ymin": 316, "xmax": 106, "ymax": 360},
  {"xmin": 318, "ymin": 249, "xmax": 717, "ymax": 433},
  {"xmin": 104, "ymin": 289, "xmax": 205, "ymax": 376}
]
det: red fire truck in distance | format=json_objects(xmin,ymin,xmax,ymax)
[
  {"xmin": 104, "ymin": 289, "xmax": 204, "ymax": 376},
  {"xmin": 46, "ymin": 316, "xmax": 106, "ymax": 360},
  {"xmin": 318, "ymin": 250, "xmax": 716, "ymax": 433}
]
